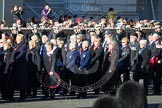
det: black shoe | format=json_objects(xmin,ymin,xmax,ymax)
[
  {"xmin": 8, "ymin": 97, "xmax": 14, "ymax": 101},
  {"xmin": 20, "ymin": 97, "xmax": 26, "ymax": 101},
  {"xmin": 41, "ymin": 95, "xmax": 49, "ymax": 100},
  {"xmin": 49, "ymin": 94, "xmax": 55, "ymax": 99},
  {"xmin": 1, "ymin": 97, "xmax": 7, "ymax": 100}
]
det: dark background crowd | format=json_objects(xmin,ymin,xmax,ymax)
[{"xmin": 0, "ymin": 4, "xmax": 162, "ymax": 101}]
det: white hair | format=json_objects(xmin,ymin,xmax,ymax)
[
  {"xmin": 50, "ymin": 39, "xmax": 57, "ymax": 45},
  {"xmin": 70, "ymin": 34, "xmax": 77, "ymax": 40},
  {"xmin": 69, "ymin": 42, "xmax": 76, "ymax": 50},
  {"xmin": 82, "ymin": 40, "xmax": 89, "ymax": 48},
  {"xmin": 139, "ymin": 39, "xmax": 147, "ymax": 45}
]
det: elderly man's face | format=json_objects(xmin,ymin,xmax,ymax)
[{"xmin": 152, "ymin": 34, "xmax": 159, "ymax": 42}]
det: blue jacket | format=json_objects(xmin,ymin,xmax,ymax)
[
  {"xmin": 66, "ymin": 50, "xmax": 79, "ymax": 72},
  {"xmin": 79, "ymin": 49, "xmax": 91, "ymax": 70}
]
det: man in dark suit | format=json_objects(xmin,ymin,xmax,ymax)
[
  {"xmin": 134, "ymin": 39, "xmax": 151, "ymax": 94},
  {"xmin": 26, "ymin": 40, "xmax": 41, "ymax": 97},
  {"xmin": 8, "ymin": 34, "xmax": 27, "ymax": 100},
  {"xmin": 129, "ymin": 32, "xmax": 140, "ymax": 80},
  {"xmin": 149, "ymin": 33, "xmax": 161, "ymax": 95}
]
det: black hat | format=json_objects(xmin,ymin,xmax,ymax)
[{"xmin": 130, "ymin": 32, "xmax": 138, "ymax": 38}]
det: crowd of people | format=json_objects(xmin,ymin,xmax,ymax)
[{"xmin": 0, "ymin": 4, "xmax": 162, "ymax": 101}]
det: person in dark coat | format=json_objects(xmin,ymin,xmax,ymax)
[
  {"xmin": 102, "ymin": 41, "xmax": 119, "ymax": 94},
  {"xmin": 40, "ymin": 35, "xmax": 48, "ymax": 73},
  {"xmin": 0, "ymin": 42, "xmax": 12, "ymax": 99},
  {"xmin": 153, "ymin": 47, "xmax": 162, "ymax": 95},
  {"xmin": 89, "ymin": 37, "xmax": 104, "ymax": 94},
  {"xmin": 50, "ymin": 39, "xmax": 63, "ymax": 75},
  {"xmin": 0, "ymin": 39, "xmax": 4, "ymax": 95},
  {"xmin": 8, "ymin": 34, "xmax": 27, "ymax": 100},
  {"xmin": 57, "ymin": 40, "xmax": 69, "ymax": 95},
  {"xmin": 133, "ymin": 40, "xmax": 151, "ymax": 94},
  {"xmin": 129, "ymin": 32, "xmax": 140, "ymax": 80},
  {"xmin": 0, "ymin": 39, "xmax": 4, "ymax": 71},
  {"xmin": 26, "ymin": 40, "xmax": 41, "ymax": 97},
  {"xmin": 149, "ymin": 33, "xmax": 162, "ymax": 95},
  {"xmin": 42, "ymin": 41, "xmax": 55, "ymax": 98},
  {"xmin": 42, "ymin": 41, "xmax": 63, "ymax": 98},
  {"xmin": 64, "ymin": 42, "xmax": 80, "ymax": 95},
  {"xmin": 151, "ymin": 38, "xmax": 162, "ymax": 95},
  {"xmin": 117, "ymin": 37, "xmax": 131, "ymax": 82},
  {"xmin": 57, "ymin": 40, "xmax": 67, "ymax": 68},
  {"xmin": 79, "ymin": 41, "xmax": 91, "ymax": 71}
]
